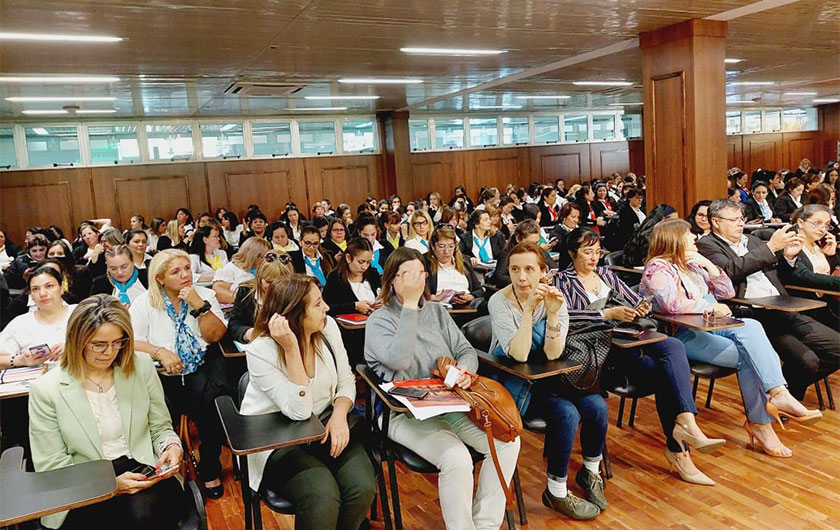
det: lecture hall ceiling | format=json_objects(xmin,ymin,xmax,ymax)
[{"xmin": 0, "ymin": 0, "xmax": 837, "ymax": 120}]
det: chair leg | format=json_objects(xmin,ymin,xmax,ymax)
[
  {"xmin": 628, "ymin": 398, "xmax": 638, "ymax": 427},
  {"xmin": 513, "ymin": 468, "xmax": 527, "ymax": 525},
  {"xmin": 705, "ymin": 379, "xmax": 716, "ymax": 409},
  {"xmin": 602, "ymin": 444, "xmax": 613, "ymax": 480},
  {"xmin": 386, "ymin": 453, "xmax": 404, "ymax": 530},
  {"xmin": 616, "ymin": 396, "xmax": 626, "ymax": 428},
  {"xmin": 692, "ymin": 375, "xmax": 699, "ymax": 400},
  {"xmin": 815, "ymin": 382, "xmax": 825, "ymax": 411},
  {"xmin": 505, "ymin": 508, "xmax": 516, "ymax": 530},
  {"xmin": 825, "ymin": 378, "xmax": 835, "ymax": 410},
  {"xmin": 252, "ymin": 489, "xmax": 263, "ymax": 530},
  {"xmin": 369, "ymin": 448, "xmax": 393, "ymax": 530}
]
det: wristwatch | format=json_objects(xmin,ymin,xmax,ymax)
[{"xmin": 190, "ymin": 300, "xmax": 212, "ymax": 318}]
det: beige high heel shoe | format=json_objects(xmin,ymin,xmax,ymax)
[
  {"xmin": 767, "ymin": 388, "xmax": 822, "ymax": 428},
  {"xmin": 664, "ymin": 449, "xmax": 715, "ymax": 486},
  {"xmin": 743, "ymin": 421, "xmax": 792, "ymax": 458},
  {"xmin": 672, "ymin": 423, "xmax": 726, "ymax": 454}
]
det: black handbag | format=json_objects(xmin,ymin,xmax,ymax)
[{"xmin": 553, "ymin": 321, "xmax": 614, "ymax": 395}]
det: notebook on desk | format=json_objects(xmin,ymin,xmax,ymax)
[{"xmin": 336, "ymin": 313, "xmax": 368, "ymax": 325}]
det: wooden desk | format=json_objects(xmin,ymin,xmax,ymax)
[
  {"xmin": 729, "ymin": 295, "xmax": 826, "ymax": 312},
  {"xmin": 0, "ymin": 446, "xmax": 117, "ymax": 527},
  {"xmin": 472, "ymin": 261, "xmax": 497, "ymax": 272},
  {"xmin": 785, "ymin": 285, "xmax": 840, "ymax": 297},
  {"xmin": 654, "ymin": 313, "xmax": 745, "ymax": 331},
  {"xmin": 219, "ymin": 337, "xmax": 245, "ymax": 358},
  {"xmin": 447, "ymin": 305, "xmax": 478, "ymax": 314},
  {"xmin": 477, "ymin": 350, "xmax": 581, "ymax": 381},
  {"xmin": 611, "ymin": 330, "xmax": 668, "ymax": 349},
  {"xmin": 355, "ymin": 364, "xmax": 410, "ymax": 413},
  {"xmin": 609, "ymin": 265, "xmax": 643, "ymax": 275},
  {"xmin": 0, "ymin": 381, "xmax": 31, "ymax": 400}
]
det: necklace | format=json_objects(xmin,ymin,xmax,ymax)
[
  {"xmin": 85, "ymin": 373, "xmax": 111, "ymax": 393},
  {"xmin": 511, "ymin": 287, "xmax": 525, "ymax": 312}
]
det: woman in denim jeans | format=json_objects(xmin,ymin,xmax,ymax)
[{"xmin": 487, "ymin": 242, "xmax": 606, "ymax": 521}]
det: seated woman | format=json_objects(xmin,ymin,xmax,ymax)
[
  {"xmin": 129, "ymin": 249, "xmax": 229, "ymax": 497},
  {"xmin": 241, "ymin": 274, "xmax": 376, "ymax": 530},
  {"xmin": 239, "ymin": 211, "xmax": 268, "ymax": 248},
  {"xmin": 686, "ymin": 200, "xmax": 712, "ymax": 239},
  {"xmin": 124, "ymin": 229, "xmax": 153, "ymax": 269},
  {"xmin": 355, "ymin": 213, "xmax": 390, "ymax": 274},
  {"xmin": 773, "ymin": 177, "xmax": 804, "ymax": 222},
  {"xmin": 641, "ymin": 219, "xmax": 821, "ymax": 458},
  {"xmin": 403, "ymin": 210, "xmax": 433, "ymax": 254},
  {"xmin": 71, "ymin": 222, "xmax": 101, "ymax": 262},
  {"xmin": 365, "ymin": 247, "xmax": 520, "ymax": 530},
  {"xmin": 323, "ymin": 238, "xmax": 381, "ymax": 316},
  {"xmin": 0, "ymin": 227, "xmax": 21, "ymax": 271},
  {"xmin": 487, "ymin": 242, "xmax": 603, "ymax": 520},
  {"xmin": 574, "ymin": 185, "xmax": 606, "ymax": 234},
  {"xmin": 147, "ymin": 217, "xmax": 166, "ymax": 253},
  {"xmin": 622, "ymin": 204, "xmax": 678, "ymax": 267},
  {"xmin": 321, "ymin": 218, "xmax": 349, "ymax": 259},
  {"xmin": 491, "ymin": 220, "xmax": 558, "ymax": 288},
  {"xmin": 187, "ymin": 225, "xmax": 228, "ymax": 283},
  {"xmin": 156, "ymin": 220, "xmax": 185, "ymax": 252},
  {"xmin": 85, "ymin": 228, "xmax": 124, "ymax": 280},
  {"xmin": 380, "ymin": 210, "xmax": 405, "ymax": 251},
  {"xmin": 227, "ymin": 254, "xmax": 293, "ymax": 344},
  {"xmin": 28, "ymin": 295, "xmax": 184, "ymax": 529},
  {"xmin": 538, "ymin": 186, "xmax": 560, "ymax": 227},
  {"xmin": 459, "ymin": 209, "xmax": 506, "ymax": 267},
  {"xmin": 557, "ymin": 228, "xmax": 724, "ymax": 486},
  {"xmin": 268, "ymin": 221, "xmax": 299, "ymax": 253},
  {"xmin": 221, "ymin": 212, "xmax": 244, "ymax": 251},
  {"xmin": 47, "ymin": 240, "xmax": 89, "ymax": 301},
  {"xmin": 426, "ymin": 226, "xmax": 485, "ymax": 312},
  {"xmin": 0, "ymin": 266, "xmax": 74, "ymax": 369},
  {"xmin": 292, "ymin": 225, "xmax": 336, "ymax": 288},
  {"xmin": 744, "ymin": 181, "xmax": 780, "ymax": 224},
  {"xmin": 212, "ymin": 237, "xmax": 271, "ymax": 305},
  {"xmin": 282, "ymin": 205, "xmax": 305, "ymax": 241},
  {"xmin": 90, "ymin": 245, "xmax": 149, "ymax": 304},
  {"xmin": 5, "ymin": 233, "xmax": 49, "ymax": 289}
]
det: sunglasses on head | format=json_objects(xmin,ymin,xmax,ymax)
[{"xmin": 264, "ymin": 252, "xmax": 292, "ymax": 264}]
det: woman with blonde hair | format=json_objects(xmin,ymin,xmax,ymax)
[
  {"xmin": 157, "ymin": 220, "xmax": 184, "ymax": 252},
  {"xmin": 227, "ymin": 252, "xmax": 294, "ymax": 344},
  {"xmin": 212, "ymin": 236, "xmax": 271, "ymax": 304},
  {"xmin": 29, "ymin": 295, "xmax": 184, "ymax": 529},
  {"xmin": 129, "ymin": 249, "xmax": 230, "ymax": 497},
  {"xmin": 641, "ymin": 219, "xmax": 821, "ymax": 459},
  {"xmin": 404, "ymin": 210, "xmax": 434, "ymax": 254}
]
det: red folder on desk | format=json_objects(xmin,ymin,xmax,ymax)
[{"xmin": 336, "ymin": 313, "xmax": 368, "ymax": 324}]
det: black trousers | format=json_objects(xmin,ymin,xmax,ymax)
[
  {"xmin": 755, "ymin": 309, "xmax": 840, "ymax": 400},
  {"xmin": 160, "ymin": 348, "xmax": 230, "ymax": 481},
  {"xmin": 57, "ymin": 456, "xmax": 184, "ymax": 530}
]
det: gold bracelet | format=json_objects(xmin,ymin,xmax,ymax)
[{"xmin": 151, "ymin": 346, "xmax": 163, "ymax": 359}]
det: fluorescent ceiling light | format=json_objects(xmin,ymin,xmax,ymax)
[
  {"xmin": 565, "ymin": 115, "xmax": 587, "ymax": 121},
  {"xmin": 6, "ymin": 96, "xmax": 116, "ymax": 102},
  {"xmin": 338, "ymin": 78, "xmax": 422, "ymax": 84},
  {"xmin": 783, "ymin": 92, "xmax": 817, "ymax": 96},
  {"xmin": 0, "ymin": 76, "xmax": 120, "ymax": 83},
  {"xmin": 573, "ymin": 81, "xmax": 633, "ymax": 86},
  {"xmin": 296, "ymin": 107, "xmax": 348, "ymax": 111},
  {"xmin": 729, "ymin": 81, "xmax": 774, "ymax": 86},
  {"xmin": 516, "ymin": 95, "xmax": 571, "ymax": 100},
  {"xmin": 471, "ymin": 105, "xmax": 521, "ymax": 109},
  {"xmin": 724, "ymin": 58, "xmax": 743, "ymax": 63},
  {"xmin": 400, "ymin": 47, "xmax": 506, "ymax": 56},
  {"xmin": 608, "ymin": 102, "xmax": 643, "ymax": 106},
  {"xmin": 355, "ymin": 122, "xmax": 373, "ymax": 128},
  {"xmin": 304, "ymin": 95, "xmax": 380, "ymax": 100},
  {"xmin": 813, "ymin": 98, "xmax": 840, "ymax": 103},
  {"xmin": 76, "ymin": 109, "xmax": 117, "ymax": 114},
  {"xmin": 726, "ymin": 100, "xmax": 754, "ymax": 104},
  {"xmin": 22, "ymin": 109, "xmax": 69, "ymax": 114},
  {"xmin": 0, "ymin": 32, "xmax": 122, "ymax": 42},
  {"xmin": 219, "ymin": 123, "xmax": 238, "ymax": 131},
  {"xmin": 32, "ymin": 128, "xmax": 49, "ymax": 135}
]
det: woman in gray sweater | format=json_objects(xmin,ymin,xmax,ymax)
[{"xmin": 364, "ymin": 247, "xmax": 521, "ymax": 530}]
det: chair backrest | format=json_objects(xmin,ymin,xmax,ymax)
[
  {"xmin": 237, "ymin": 372, "xmax": 250, "ymax": 406},
  {"xmin": 751, "ymin": 228, "xmax": 774, "ymax": 241},
  {"xmin": 604, "ymin": 250, "xmax": 624, "ymax": 266},
  {"xmin": 461, "ymin": 315, "xmax": 492, "ymax": 352}
]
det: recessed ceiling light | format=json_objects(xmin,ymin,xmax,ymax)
[
  {"xmin": 724, "ymin": 58, "xmax": 743, "ymax": 64},
  {"xmin": 76, "ymin": 109, "xmax": 117, "ymax": 114},
  {"xmin": 516, "ymin": 95, "xmax": 571, "ymax": 100},
  {"xmin": 32, "ymin": 128, "xmax": 49, "ymax": 135},
  {"xmin": 729, "ymin": 82, "xmax": 774, "ymax": 86},
  {"xmin": 400, "ymin": 47, "xmax": 506, "ymax": 56},
  {"xmin": 21, "ymin": 109, "xmax": 69, "ymax": 114},
  {"xmin": 0, "ymin": 32, "xmax": 122, "ymax": 42},
  {"xmin": 471, "ymin": 105, "xmax": 522, "ymax": 109},
  {"xmin": 338, "ymin": 78, "xmax": 422, "ymax": 84},
  {"xmin": 304, "ymin": 95, "xmax": 380, "ymax": 100},
  {"xmin": 813, "ymin": 98, "xmax": 840, "ymax": 103},
  {"xmin": 295, "ymin": 107, "xmax": 348, "ymax": 111},
  {"xmin": 6, "ymin": 96, "xmax": 116, "ymax": 102},
  {"xmin": 783, "ymin": 92, "xmax": 817, "ymax": 96},
  {"xmin": 608, "ymin": 102, "xmax": 643, "ymax": 106},
  {"xmin": 573, "ymin": 81, "xmax": 633, "ymax": 86},
  {"xmin": 0, "ymin": 76, "xmax": 120, "ymax": 83}
]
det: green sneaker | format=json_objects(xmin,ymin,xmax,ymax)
[
  {"xmin": 575, "ymin": 467, "xmax": 608, "ymax": 511},
  {"xmin": 541, "ymin": 488, "xmax": 600, "ymax": 520}
]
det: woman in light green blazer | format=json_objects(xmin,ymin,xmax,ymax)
[{"xmin": 28, "ymin": 295, "xmax": 185, "ymax": 529}]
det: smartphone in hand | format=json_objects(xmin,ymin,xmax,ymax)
[
  {"xmin": 633, "ymin": 295, "xmax": 654, "ymax": 310},
  {"xmin": 29, "ymin": 344, "xmax": 51, "ymax": 359},
  {"xmin": 130, "ymin": 464, "xmax": 156, "ymax": 478}
]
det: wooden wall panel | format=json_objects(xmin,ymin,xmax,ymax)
[
  {"xmin": 410, "ymin": 159, "xmax": 455, "ymax": 201},
  {"xmin": 472, "ymin": 150, "xmax": 528, "ymax": 192},
  {"xmin": 727, "ymin": 135, "xmax": 743, "ymax": 170},
  {"xmin": 819, "ymin": 103, "xmax": 840, "ymax": 164},
  {"xmin": 590, "ymin": 141, "xmax": 631, "ymax": 179},
  {"xmin": 628, "ymin": 140, "xmax": 645, "ymax": 175},
  {"xmin": 307, "ymin": 155, "xmax": 382, "ymax": 212},
  {"xmin": 744, "ymin": 134, "xmax": 782, "ymax": 175},
  {"xmin": 649, "ymin": 73, "xmax": 688, "ymax": 213},
  {"xmin": 531, "ymin": 144, "xmax": 590, "ymax": 185},
  {"xmin": 784, "ymin": 132, "xmax": 819, "ymax": 170}
]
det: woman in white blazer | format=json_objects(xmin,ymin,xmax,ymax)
[{"xmin": 240, "ymin": 274, "xmax": 376, "ymax": 530}]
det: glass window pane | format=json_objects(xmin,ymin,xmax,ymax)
[
  {"xmin": 744, "ymin": 110, "xmax": 762, "ymax": 134},
  {"xmin": 409, "ymin": 120, "xmax": 430, "ymax": 151},
  {"xmin": 0, "ymin": 128, "xmax": 17, "ymax": 168},
  {"xmin": 764, "ymin": 110, "xmax": 781, "ymax": 132},
  {"xmin": 146, "ymin": 124, "xmax": 194, "ymax": 160},
  {"xmin": 88, "ymin": 125, "xmax": 140, "ymax": 163},
  {"xmin": 621, "ymin": 113, "xmax": 642, "ymax": 139},
  {"xmin": 200, "ymin": 123, "xmax": 245, "ymax": 158},
  {"xmin": 782, "ymin": 107, "xmax": 817, "ymax": 132},
  {"xmin": 25, "ymin": 126, "xmax": 80, "ymax": 166},
  {"xmin": 342, "ymin": 120, "xmax": 375, "ymax": 152},
  {"xmin": 726, "ymin": 111, "xmax": 742, "ymax": 135},
  {"xmin": 469, "ymin": 117, "xmax": 498, "ymax": 147},
  {"xmin": 251, "ymin": 122, "xmax": 292, "ymax": 156},
  {"xmin": 299, "ymin": 121, "xmax": 336, "ymax": 154},
  {"xmin": 502, "ymin": 117, "xmax": 529, "ymax": 145},
  {"xmin": 592, "ymin": 114, "xmax": 616, "ymax": 141},
  {"xmin": 434, "ymin": 119, "xmax": 464, "ymax": 149},
  {"xmin": 563, "ymin": 114, "xmax": 588, "ymax": 142},
  {"xmin": 534, "ymin": 116, "xmax": 559, "ymax": 143}
]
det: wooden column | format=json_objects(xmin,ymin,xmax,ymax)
[
  {"xmin": 640, "ymin": 19, "xmax": 728, "ymax": 215},
  {"xmin": 378, "ymin": 110, "xmax": 410, "ymax": 199}
]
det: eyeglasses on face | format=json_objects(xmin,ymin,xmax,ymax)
[
  {"xmin": 804, "ymin": 219, "xmax": 831, "ymax": 231},
  {"xmin": 87, "ymin": 337, "xmax": 129, "ymax": 354},
  {"xmin": 717, "ymin": 216, "xmax": 745, "ymax": 224},
  {"xmin": 413, "ymin": 219, "xmax": 429, "ymax": 227},
  {"xmin": 435, "ymin": 243, "xmax": 456, "ymax": 251},
  {"xmin": 302, "ymin": 240, "xmax": 319, "ymax": 247},
  {"xmin": 331, "ymin": 227, "xmax": 346, "ymax": 233}
]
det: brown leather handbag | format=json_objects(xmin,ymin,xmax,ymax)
[{"xmin": 432, "ymin": 357, "xmax": 522, "ymax": 509}]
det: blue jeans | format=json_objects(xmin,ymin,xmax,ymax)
[
  {"xmin": 528, "ymin": 393, "xmax": 608, "ymax": 478},
  {"xmin": 675, "ymin": 318, "xmax": 786, "ymax": 424}
]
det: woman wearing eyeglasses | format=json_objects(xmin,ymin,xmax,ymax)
[
  {"xmin": 426, "ymin": 227, "xmax": 485, "ymax": 311},
  {"xmin": 459, "ymin": 209, "xmax": 506, "ymax": 268},
  {"xmin": 322, "ymin": 219, "xmax": 349, "ymax": 260},
  {"xmin": 89, "ymin": 245, "xmax": 149, "ymax": 305},
  {"xmin": 227, "ymin": 254, "xmax": 294, "ymax": 345},
  {"xmin": 212, "ymin": 237, "xmax": 272, "ymax": 305},
  {"xmin": 403, "ymin": 210, "xmax": 434, "ymax": 254},
  {"xmin": 188, "ymin": 226, "xmax": 228, "ymax": 283},
  {"xmin": 292, "ymin": 225, "xmax": 336, "ymax": 288}
]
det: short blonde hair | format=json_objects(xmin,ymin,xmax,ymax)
[
  {"xmin": 232, "ymin": 237, "xmax": 271, "ymax": 271},
  {"xmin": 240, "ymin": 255, "xmax": 293, "ymax": 295},
  {"xmin": 147, "ymin": 249, "xmax": 191, "ymax": 310},
  {"xmin": 165, "ymin": 220, "xmax": 181, "ymax": 245},
  {"xmin": 62, "ymin": 294, "xmax": 135, "ymax": 379},
  {"xmin": 407, "ymin": 210, "xmax": 434, "ymax": 241}
]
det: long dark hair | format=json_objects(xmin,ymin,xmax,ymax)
[
  {"xmin": 253, "ymin": 274, "xmax": 325, "ymax": 363},
  {"xmin": 380, "ymin": 247, "xmax": 429, "ymax": 306},
  {"xmin": 300, "ymin": 225, "xmax": 335, "ymax": 276},
  {"xmin": 188, "ymin": 226, "xmax": 215, "ymax": 268},
  {"xmin": 686, "ymin": 200, "xmax": 712, "ymax": 236},
  {"xmin": 335, "ymin": 237, "xmax": 374, "ymax": 284}
]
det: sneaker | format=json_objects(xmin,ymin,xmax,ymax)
[
  {"xmin": 575, "ymin": 467, "xmax": 608, "ymax": 511},
  {"xmin": 541, "ymin": 488, "xmax": 600, "ymax": 520}
]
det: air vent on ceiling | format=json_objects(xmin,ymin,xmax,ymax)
[{"xmin": 224, "ymin": 82, "xmax": 308, "ymax": 96}]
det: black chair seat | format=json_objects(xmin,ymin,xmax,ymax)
[
  {"xmin": 260, "ymin": 485, "xmax": 295, "ymax": 514},
  {"xmin": 690, "ymin": 362, "xmax": 736, "ymax": 378},
  {"xmin": 523, "ymin": 414, "xmax": 547, "ymax": 433},
  {"xmin": 461, "ymin": 316, "xmax": 492, "ymax": 353}
]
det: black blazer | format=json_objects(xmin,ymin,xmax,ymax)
[
  {"xmin": 538, "ymin": 200, "xmax": 560, "ymax": 227},
  {"xmin": 615, "ymin": 205, "xmax": 643, "ymax": 249},
  {"xmin": 4, "ymin": 254, "xmax": 39, "ymax": 289},
  {"xmin": 744, "ymin": 197, "xmax": 773, "ymax": 223},
  {"xmin": 459, "ymin": 231, "xmax": 507, "ymax": 264},
  {"xmin": 322, "ymin": 269, "xmax": 382, "ymax": 316},
  {"xmin": 778, "ymin": 249, "xmax": 840, "ymax": 292},
  {"xmin": 379, "ymin": 233, "xmax": 405, "ymax": 252},
  {"xmin": 227, "ymin": 285, "xmax": 257, "ymax": 344},
  {"xmin": 773, "ymin": 194, "xmax": 799, "ymax": 222},
  {"xmin": 321, "ymin": 239, "xmax": 345, "ymax": 260},
  {"xmin": 89, "ymin": 269, "xmax": 149, "ymax": 297},
  {"xmin": 426, "ymin": 255, "xmax": 485, "ymax": 299},
  {"xmin": 696, "ymin": 232, "xmax": 788, "ymax": 298},
  {"xmin": 238, "ymin": 231, "xmax": 267, "ymax": 248},
  {"xmin": 287, "ymin": 249, "xmax": 336, "ymax": 280}
]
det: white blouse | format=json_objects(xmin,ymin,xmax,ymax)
[
  {"xmin": 223, "ymin": 226, "xmax": 244, "ymax": 249},
  {"xmin": 0, "ymin": 305, "xmax": 76, "ymax": 355},
  {"xmin": 436, "ymin": 263, "xmax": 470, "ymax": 294},
  {"xmin": 86, "ymin": 386, "xmax": 131, "ymax": 460},
  {"xmin": 213, "ymin": 262, "xmax": 254, "ymax": 293},
  {"xmin": 349, "ymin": 280, "xmax": 377, "ymax": 303},
  {"xmin": 404, "ymin": 236, "xmax": 430, "ymax": 254},
  {"xmin": 189, "ymin": 250, "xmax": 228, "ymax": 282},
  {"xmin": 803, "ymin": 245, "xmax": 831, "ymax": 275}
]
